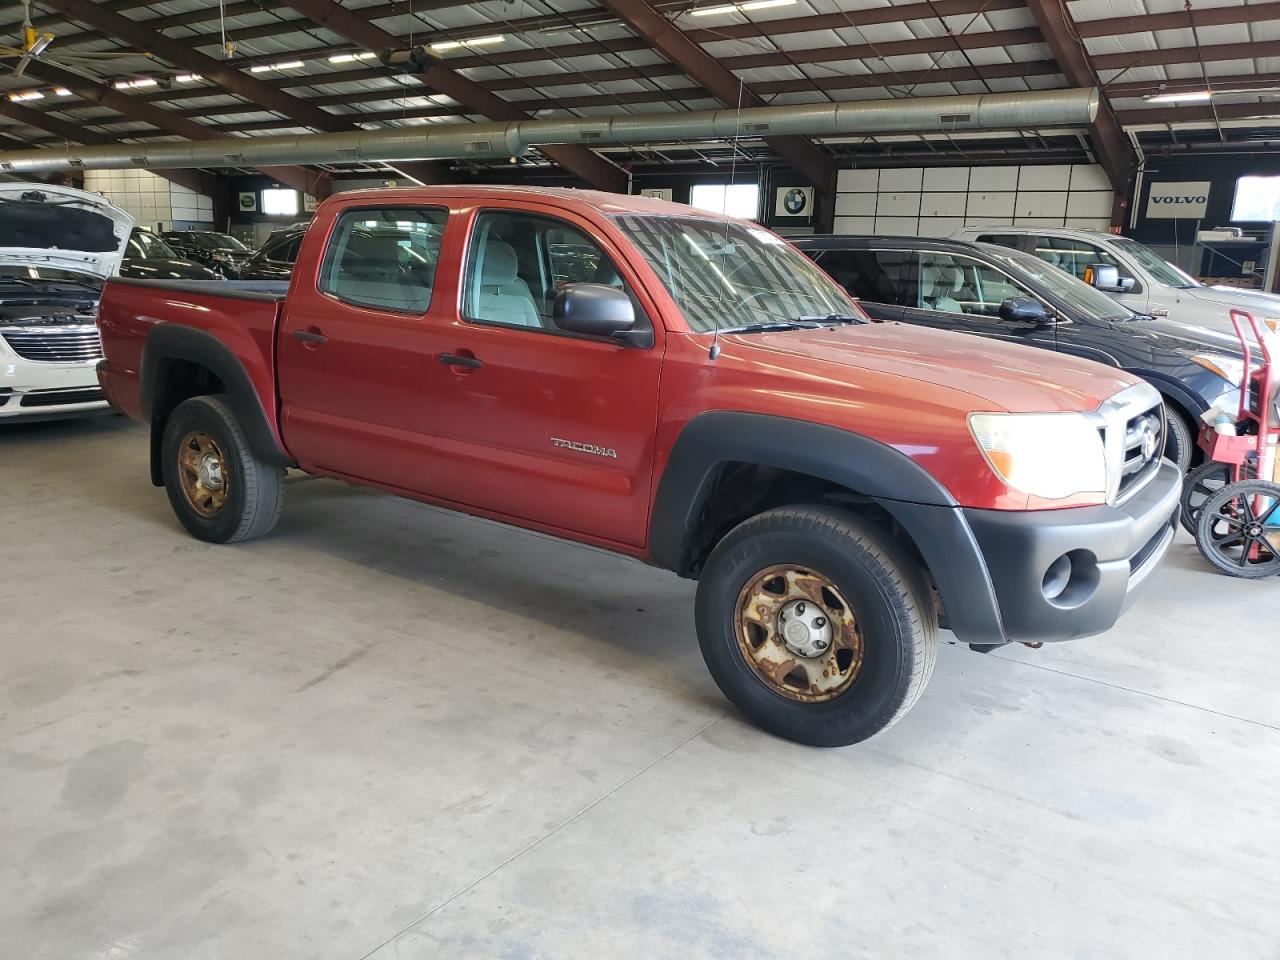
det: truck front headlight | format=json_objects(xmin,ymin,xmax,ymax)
[{"xmin": 969, "ymin": 412, "xmax": 1106, "ymax": 501}]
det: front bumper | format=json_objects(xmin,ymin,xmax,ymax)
[
  {"xmin": 961, "ymin": 460, "xmax": 1182, "ymax": 644},
  {"xmin": 0, "ymin": 359, "xmax": 109, "ymax": 421}
]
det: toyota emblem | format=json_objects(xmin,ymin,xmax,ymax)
[{"xmin": 1140, "ymin": 423, "xmax": 1160, "ymax": 460}]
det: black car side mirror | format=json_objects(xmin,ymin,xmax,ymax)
[
  {"xmin": 999, "ymin": 296, "xmax": 1052, "ymax": 324},
  {"xmin": 554, "ymin": 283, "xmax": 650, "ymax": 346}
]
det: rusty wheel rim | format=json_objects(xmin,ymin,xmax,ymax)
[
  {"xmin": 177, "ymin": 430, "xmax": 230, "ymax": 518},
  {"xmin": 734, "ymin": 564, "xmax": 865, "ymax": 702}
]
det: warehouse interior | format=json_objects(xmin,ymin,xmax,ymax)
[{"xmin": 2, "ymin": 0, "xmax": 1279, "ymax": 957}]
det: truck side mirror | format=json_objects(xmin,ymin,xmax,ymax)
[
  {"xmin": 554, "ymin": 283, "xmax": 648, "ymax": 345},
  {"xmin": 1084, "ymin": 263, "xmax": 1134, "ymax": 293},
  {"xmin": 999, "ymin": 296, "xmax": 1051, "ymax": 325}
]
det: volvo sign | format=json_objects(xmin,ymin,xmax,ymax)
[{"xmin": 1145, "ymin": 181, "xmax": 1210, "ymax": 219}]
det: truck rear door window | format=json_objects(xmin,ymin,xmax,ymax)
[{"xmin": 318, "ymin": 207, "xmax": 446, "ymax": 314}]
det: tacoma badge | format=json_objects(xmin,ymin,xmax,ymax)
[{"xmin": 551, "ymin": 437, "xmax": 618, "ymax": 459}]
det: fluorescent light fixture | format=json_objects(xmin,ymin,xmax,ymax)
[
  {"xmin": 740, "ymin": 0, "xmax": 797, "ymax": 8},
  {"xmin": 430, "ymin": 34, "xmax": 505, "ymax": 51},
  {"xmin": 251, "ymin": 60, "xmax": 304, "ymax": 72},
  {"xmin": 7, "ymin": 89, "xmax": 44, "ymax": 102},
  {"xmin": 113, "ymin": 77, "xmax": 157, "ymax": 89},
  {"xmin": 328, "ymin": 51, "xmax": 377, "ymax": 63},
  {"xmin": 54, "ymin": 87, "xmax": 72, "ymax": 96},
  {"xmin": 691, "ymin": 3, "xmax": 737, "ymax": 14},
  {"xmin": 1147, "ymin": 90, "xmax": 1213, "ymax": 104},
  {"xmin": 175, "ymin": 73, "xmax": 203, "ymax": 83},
  {"xmin": 692, "ymin": 0, "xmax": 794, "ymax": 12}
]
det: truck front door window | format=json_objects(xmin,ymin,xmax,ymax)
[
  {"xmin": 810, "ymin": 249, "xmax": 910, "ymax": 307},
  {"xmin": 318, "ymin": 207, "xmax": 446, "ymax": 314},
  {"xmin": 463, "ymin": 212, "xmax": 635, "ymax": 332}
]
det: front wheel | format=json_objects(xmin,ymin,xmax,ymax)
[
  {"xmin": 695, "ymin": 506, "xmax": 937, "ymax": 747},
  {"xmin": 161, "ymin": 394, "xmax": 284, "ymax": 543}
]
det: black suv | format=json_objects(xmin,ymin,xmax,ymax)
[
  {"xmin": 160, "ymin": 230, "xmax": 252, "ymax": 278},
  {"xmin": 794, "ymin": 235, "xmax": 1248, "ymax": 471},
  {"xmin": 237, "ymin": 224, "xmax": 307, "ymax": 281}
]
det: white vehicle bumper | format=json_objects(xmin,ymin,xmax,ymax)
[{"xmin": 0, "ymin": 324, "xmax": 110, "ymax": 421}]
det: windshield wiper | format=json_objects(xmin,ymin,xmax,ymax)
[
  {"xmin": 718, "ymin": 320, "xmax": 824, "ymax": 334},
  {"xmin": 0, "ymin": 276, "xmax": 37, "ymax": 287},
  {"xmin": 795, "ymin": 313, "xmax": 865, "ymax": 325}
]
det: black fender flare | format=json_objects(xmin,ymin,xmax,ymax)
[
  {"xmin": 649, "ymin": 411, "xmax": 1006, "ymax": 643},
  {"xmin": 140, "ymin": 324, "xmax": 291, "ymax": 485}
]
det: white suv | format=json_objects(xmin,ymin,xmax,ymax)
[
  {"xmin": 950, "ymin": 225, "xmax": 1280, "ymax": 340},
  {"xmin": 0, "ymin": 183, "xmax": 133, "ymax": 421}
]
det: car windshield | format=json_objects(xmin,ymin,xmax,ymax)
[
  {"xmin": 191, "ymin": 233, "xmax": 248, "ymax": 252},
  {"xmin": 612, "ymin": 214, "xmax": 862, "ymax": 332},
  {"xmin": 1111, "ymin": 237, "xmax": 1199, "ymax": 288},
  {"xmin": 126, "ymin": 231, "xmax": 178, "ymax": 259},
  {"xmin": 986, "ymin": 246, "xmax": 1138, "ymax": 322}
]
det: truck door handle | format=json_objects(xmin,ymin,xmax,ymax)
[
  {"xmin": 439, "ymin": 352, "xmax": 483, "ymax": 370},
  {"xmin": 293, "ymin": 329, "xmax": 328, "ymax": 345}
]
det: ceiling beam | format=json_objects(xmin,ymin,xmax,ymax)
[
  {"xmin": 276, "ymin": 0, "xmax": 628, "ymax": 193},
  {"xmin": 21, "ymin": 60, "xmax": 332, "ymax": 198},
  {"xmin": 1093, "ymin": 39, "xmax": 1280, "ymax": 72},
  {"xmin": 34, "ymin": 0, "xmax": 446, "ymax": 187},
  {"xmin": 595, "ymin": 0, "xmax": 837, "ymax": 227},
  {"xmin": 0, "ymin": 100, "xmax": 217, "ymax": 195},
  {"xmin": 1023, "ymin": 0, "xmax": 1133, "ymax": 214},
  {"xmin": 1117, "ymin": 102, "xmax": 1280, "ymax": 127},
  {"xmin": 1079, "ymin": 1, "xmax": 1280, "ymax": 38}
]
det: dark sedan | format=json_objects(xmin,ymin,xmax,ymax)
[
  {"xmin": 795, "ymin": 235, "xmax": 1247, "ymax": 471},
  {"xmin": 160, "ymin": 230, "xmax": 252, "ymax": 278},
  {"xmin": 119, "ymin": 229, "xmax": 220, "ymax": 281}
]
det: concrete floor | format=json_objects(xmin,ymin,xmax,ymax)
[{"xmin": 3, "ymin": 415, "xmax": 1279, "ymax": 960}]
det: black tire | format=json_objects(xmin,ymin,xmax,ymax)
[
  {"xmin": 1180, "ymin": 461, "xmax": 1231, "ymax": 536},
  {"xmin": 1162, "ymin": 404, "xmax": 1194, "ymax": 474},
  {"xmin": 161, "ymin": 394, "xmax": 284, "ymax": 543},
  {"xmin": 695, "ymin": 505, "xmax": 937, "ymax": 747},
  {"xmin": 1194, "ymin": 480, "xmax": 1280, "ymax": 579}
]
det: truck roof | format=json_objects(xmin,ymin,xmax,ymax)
[{"xmin": 330, "ymin": 184, "xmax": 734, "ymax": 222}]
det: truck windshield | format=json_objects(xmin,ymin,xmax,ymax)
[
  {"xmin": 1111, "ymin": 237, "xmax": 1199, "ymax": 288},
  {"xmin": 987, "ymin": 247, "xmax": 1137, "ymax": 322},
  {"xmin": 613, "ymin": 214, "xmax": 862, "ymax": 333}
]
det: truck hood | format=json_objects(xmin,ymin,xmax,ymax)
[
  {"xmin": 1181, "ymin": 283, "xmax": 1280, "ymax": 323},
  {"xmin": 0, "ymin": 183, "xmax": 134, "ymax": 278},
  {"xmin": 729, "ymin": 322, "xmax": 1138, "ymax": 413}
]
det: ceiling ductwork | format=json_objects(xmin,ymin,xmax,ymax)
[{"xmin": 0, "ymin": 88, "xmax": 1099, "ymax": 175}]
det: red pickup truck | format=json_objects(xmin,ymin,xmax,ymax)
[{"xmin": 97, "ymin": 187, "xmax": 1181, "ymax": 746}]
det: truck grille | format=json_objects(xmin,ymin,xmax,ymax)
[
  {"xmin": 1093, "ymin": 382, "xmax": 1165, "ymax": 505},
  {"xmin": 2, "ymin": 326, "xmax": 103, "ymax": 363}
]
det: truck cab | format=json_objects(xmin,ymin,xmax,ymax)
[
  {"xmin": 951, "ymin": 225, "xmax": 1280, "ymax": 338},
  {"xmin": 96, "ymin": 187, "xmax": 1182, "ymax": 747}
]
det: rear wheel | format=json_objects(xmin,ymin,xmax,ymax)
[
  {"xmin": 161, "ymin": 394, "xmax": 284, "ymax": 543},
  {"xmin": 1194, "ymin": 480, "xmax": 1280, "ymax": 579},
  {"xmin": 695, "ymin": 506, "xmax": 937, "ymax": 747}
]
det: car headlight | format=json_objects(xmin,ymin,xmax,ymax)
[
  {"xmin": 1190, "ymin": 353, "xmax": 1245, "ymax": 386},
  {"xmin": 969, "ymin": 412, "xmax": 1106, "ymax": 501}
]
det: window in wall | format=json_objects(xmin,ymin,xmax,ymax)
[
  {"xmin": 262, "ymin": 187, "xmax": 300, "ymax": 216},
  {"xmin": 1230, "ymin": 175, "xmax": 1280, "ymax": 222},
  {"xmin": 689, "ymin": 183, "xmax": 760, "ymax": 220}
]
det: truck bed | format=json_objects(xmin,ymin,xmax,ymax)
[
  {"xmin": 96, "ymin": 276, "xmax": 286, "ymax": 440},
  {"xmin": 107, "ymin": 277, "xmax": 291, "ymax": 301}
]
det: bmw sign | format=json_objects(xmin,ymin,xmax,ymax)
[{"xmin": 775, "ymin": 186, "xmax": 813, "ymax": 218}]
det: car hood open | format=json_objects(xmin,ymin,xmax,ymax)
[{"xmin": 0, "ymin": 183, "xmax": 134, "ymax": 278}]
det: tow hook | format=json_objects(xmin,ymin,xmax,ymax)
[{"xmin": 1022, "ymin": 642, "xmax": 1044, "ymax": 649}]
